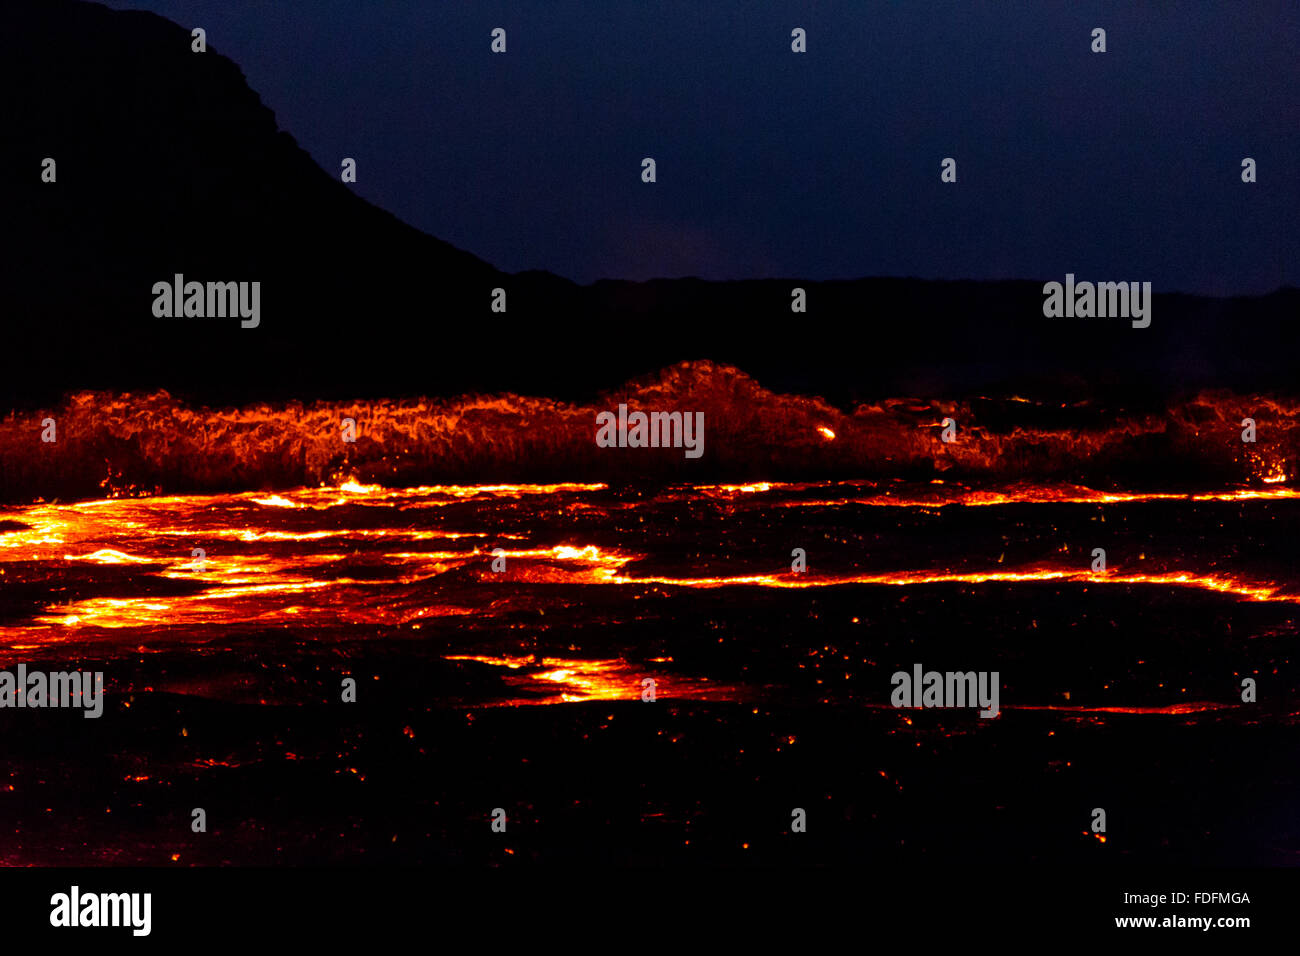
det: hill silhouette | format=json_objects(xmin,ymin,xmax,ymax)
[{"xmin": 4, "ymin": 0, "xmax": 1298, "ymax": 410}]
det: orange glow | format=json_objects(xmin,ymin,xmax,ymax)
[
  {"xmin": 692, "ymin": 481, "xmax": 1300, "ymax": 509},
  {"xmin": 3, "ymin": 479, "xmax": 1298, "ymax": 644},
  {"xmin": 444, "ymin": 654, "xmax": 738, "ymax": 706},
  {"xmin": 3, "ymin": 477, "xmax": 1297, "ymax": 727},
  {"xmin": 696, "ymin": 482, "xmax": 773, "ymax": 495},
  {"xmin": 602, "ymin": 565, "xmax": 1296, "ymax": 604},
  {"xmin": 1009, "ymin": 701, "xmax": 1231, "ymax": 715}
]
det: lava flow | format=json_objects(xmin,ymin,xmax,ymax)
[
  {"xmin": 1, "ymin": 477, "xmax": 1297, "ymax": 704},
  {"xmin": 1, "ymin": 472, "xmax": 1297, "ymax": 866},
  {"xmin": 3, "ymin": 480, "xmax": 1297, "ymax": 644}
]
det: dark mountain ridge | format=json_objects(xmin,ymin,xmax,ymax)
[{"xmin": 4, "ymin": 0, "xmax": 1297, "ymax": 411}]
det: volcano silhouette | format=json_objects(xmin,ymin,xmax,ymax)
[{"xmin": 4, "ymin": 0, "xmax": 1298, "ymax": 410}]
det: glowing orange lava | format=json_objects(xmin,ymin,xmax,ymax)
[
  {"xmin": 443, "ymin": 654, "xmax": 737, "ymax": 705},
  {"xmin": 696, "ymin": 480, "xmax": 1300, "ymax": 508},
  {"xmin": 3, "ymin": 479, "xmax": 1299, "ymax": 646}
]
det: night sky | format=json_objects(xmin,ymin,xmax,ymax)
[{"xmin": 99, "ymin": 0, "xmax": 1299, "ymax": 295}]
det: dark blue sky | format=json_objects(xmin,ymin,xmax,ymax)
[{"xmin": 102, "ymin": 0, "xmax": 1299, "ymax": 294}]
